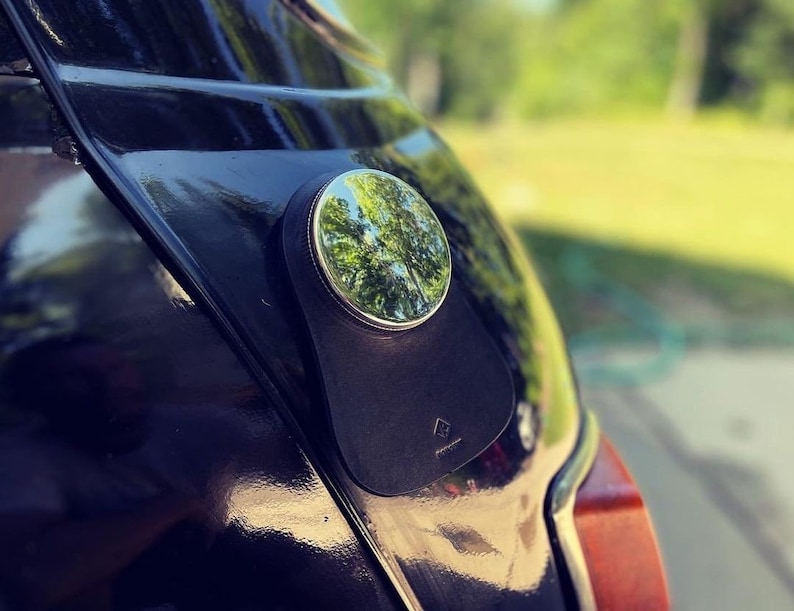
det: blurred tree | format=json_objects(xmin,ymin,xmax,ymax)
[
  {"xmin": 338, "ymin": 0, "xmax": 794, "ymax": 123},
  {"xmin": 339, "ymin": 0, "xmax": 522, "ymax": 119},
  {"xmin": 666, "ymin": 0, "xmax": 711, "ymax": 118},
  {"xmin": 512, "ymin": 0, "xmax": 679, "ymax": 116},
  {"xmin": 733, "ymin": 0, "xmax": 794, "ymax": 123},
  {"xmin": 666, "ymin": 0, "xmax": 765, "ymax": 117}
]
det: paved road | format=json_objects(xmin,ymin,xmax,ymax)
[{"xmin": 580, "ymin": 348, "xmax": 794, "ymax": 611}]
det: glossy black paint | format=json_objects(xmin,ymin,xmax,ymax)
[
  {"xmin": 10, "ymin": 0, "xmax": 380, "ymax": 86},
  {"xmin": 0, "ymin": 142, "xmax": 399, "ymax": 610},
  {"xmin": 62, "ymin": 68, "xmax": 422, "ymax": 152},
  {"xmin": 0, "ymin": 12, "xmax": 23, "ymax": 65},
  {"xmin": 0, "ymin": 1, "xmax": 582, "ymax": 608},
  {"xmin": 0, "ymin": 77, "xmax": 48, "ymax": 146}
]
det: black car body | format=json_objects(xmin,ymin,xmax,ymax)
[{"xmin": 0, "ymin": 2, "xmax": 667, "ymax": 609}]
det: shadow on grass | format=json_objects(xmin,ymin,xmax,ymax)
[{"xmin": 516, "ymin": 226, "xmax": 794, "ymax": 350}]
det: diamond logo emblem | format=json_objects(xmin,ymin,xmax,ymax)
[{"xmin": 434, "ymin": 418, "xmax": 452, "ymax": 440}]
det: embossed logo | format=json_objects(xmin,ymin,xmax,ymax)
[{"xmin": 434, "ymin": 418, "xmax": 451, "ymax": 440}]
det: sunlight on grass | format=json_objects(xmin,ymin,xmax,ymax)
[{"xmin": 441, "ymin": 119, "xmax": 794, "ymax": 281}]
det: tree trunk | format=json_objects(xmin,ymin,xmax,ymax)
[
  {"xmin": 407, "ymin": 51, "xmax": 442, "ymax": 117},
  {"xmin": 666, "ymin": 3, "xmax": 710, "ymax": 120}
]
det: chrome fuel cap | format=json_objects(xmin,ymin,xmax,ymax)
[{"xmin": 311, "ymin": 169, "xmax": 452, "ymax": 329}]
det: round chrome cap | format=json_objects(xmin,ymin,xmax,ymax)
[{"xmin": 311, "ymin": 169, "xmax": 452, "ymax": 329}]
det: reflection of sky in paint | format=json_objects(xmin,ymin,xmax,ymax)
[
  {"xmin": 10, "ymin": 172, "xmax": 138, "ymax": 279},
  {"xmin": 308, "ymin": 0, "xmax": 356, "ymax": 31},
  {"xmin": 12, "ymin": 173, "xmax": 95, "ymax": 271}
]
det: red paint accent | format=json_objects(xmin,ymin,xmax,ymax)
[{"xmin": 574, "ymin": 436, "xmax": 670, "ymax": 610}]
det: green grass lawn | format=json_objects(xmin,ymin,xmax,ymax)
[
  {"xmin": 442, "ymin": 119, "xmax": 794, "ymax": 279},
  {"xmin": 440, "ymin": 119, "xmax": 794, "ymax": 347}
]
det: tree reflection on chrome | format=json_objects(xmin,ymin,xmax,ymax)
[{"xmin": 313, "ymin": 170, "xmax": 451, "ymax": 326}]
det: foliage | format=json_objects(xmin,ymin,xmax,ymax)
[
  {"xmin": 733, "ymin": 0, "xmax": 794, "ymax": 123},
  {"xmin": 339, "ymin": 0, "xmax": 794, "ymax": 123},
  {"xmin": 512, "ymin": 0, "xmax": 680, "ymax": 117},
  {"xmin": 340, "ymin": 0, "xmax": 521, "ymax": 119}
]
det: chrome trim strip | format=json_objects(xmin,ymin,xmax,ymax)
[
  {"xmin": 550, "ymin": 409, "xmax": 600, "ymax": 611},
  {"xmin": 56, "ymin": 64, "xmax": 392, "ymax": 102}
]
